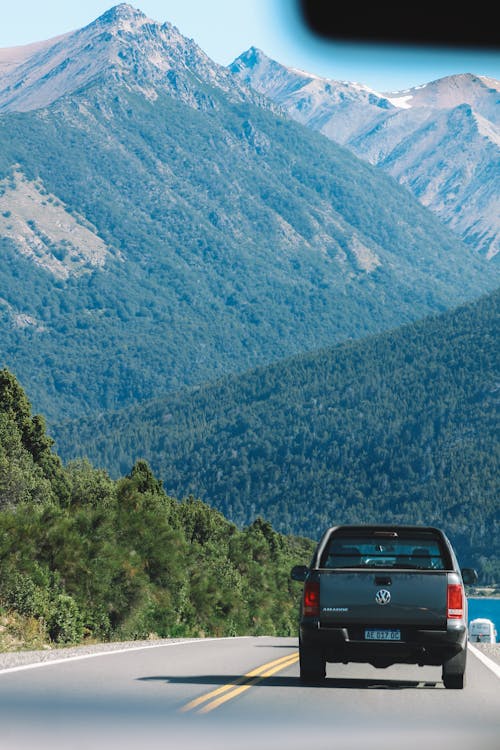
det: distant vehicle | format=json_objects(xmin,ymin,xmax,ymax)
[
  {"xmin": 469, "ymin": 618, "xmax": 497, "ymax": 643},
  {"xmin": 291, "ymin": 524, "xmax": 478, "ymax": 689}
]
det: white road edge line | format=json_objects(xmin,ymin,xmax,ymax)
[
  {"xmin": 469, "ymin": 644, "xmax": 500, "ymax": 679},
  {"xmin": 0, "ymin": 636, "xmax": 251, "ymax": 676}
]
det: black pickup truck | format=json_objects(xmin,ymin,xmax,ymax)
[{"xmin": 291, "ymin": 524, "xmax": 477, "ymax": 689}]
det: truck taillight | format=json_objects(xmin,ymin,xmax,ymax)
[
  {"xmin": 447, "ymin": 583, "xmax": 464, "ymax": 619},
  {"xmin": 303, "ymin": 581, "xmax": 320, "ymax": 617}
]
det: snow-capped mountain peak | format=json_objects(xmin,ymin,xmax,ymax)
[
  {"xmin": 230, "ymin": 51, "xmax": 499, "ymax": 259},
  {"xmin": 383, "ymin": 73, "xmax": 500, "ymax": 123},
  {"xmin": 230, "ymin": 48, "xmax": 393, "ymax": 144},
  {"xmin": 230, "ymin": 47, "xmax": 387, "ymax": 103}
]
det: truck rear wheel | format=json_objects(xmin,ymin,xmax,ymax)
[
  {"xmin": 443, "ymin": 672, "xmax": 465, "ymax": 689},
  {"xmin": 299, "ymin": 643, "xmax": 326, "ymax": 683},
  {"xmin": 442, "ymin": 648, "xmax": 466, "ymax": 689}
]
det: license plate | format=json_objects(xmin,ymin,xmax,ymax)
[{"xmin": 365, "ymin": 629, "xmax": 401, "ymax": 641}]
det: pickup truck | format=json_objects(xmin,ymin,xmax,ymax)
[{"xmin": 291, "ymin": 524, "xmax": 477, "ymax": 689}]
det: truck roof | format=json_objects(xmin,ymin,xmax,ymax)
[{"xmin": 324, "ymin": 524, "xmax": 445, "ymax": 533}]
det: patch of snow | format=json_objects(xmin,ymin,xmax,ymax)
[
  {"xmin": 386, "ymin": 95, "xmax": 413, "ymax": 109},
  {"xmin": 474, "ymin": 111, "xmax": 500, "ymax": 146},
  {"xmin": 344, "ymin": 80, "xmax": 378, "ymax": 95},
  {"xmin": 289, "ymin": 66, "xmax": 322, "ymax": 80},
  {"xmin": 478, "ymin": 75, "xmax": 500, "ymax": 91}
]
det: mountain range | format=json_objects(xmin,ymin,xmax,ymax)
[
  {"xmin": 230, "ymin": 48, "xmax": 500, "ymax": 260},
  {"xmin": 0, "ymin": 4, "xmax": 498, "ymax": 428}
]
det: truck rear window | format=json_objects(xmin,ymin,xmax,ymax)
[{"xmin": 321, "ymin": 534, "xmax": 448, "ymax": 570}]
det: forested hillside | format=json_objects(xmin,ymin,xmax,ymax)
[
  {"xmin": 55, "ymin": 290, "xmax": 500, "ymax": 581},
  {"xmin": 0, "ymin": 369, "xmax": 313, "ymax": 649}
]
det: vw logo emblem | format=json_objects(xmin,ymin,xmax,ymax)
[{"xmin": 375, "ymin": 589, "xmax": 391, "ymax": 605}]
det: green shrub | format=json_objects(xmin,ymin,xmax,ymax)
[
  {"xmin": 48, "ymin": 594, "xmax": 84, "ymax": 644},
  {"xmin": 1, "ymin": 572, "xmax": 51, "ymax": 619}
]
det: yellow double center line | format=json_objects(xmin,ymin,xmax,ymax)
[{"xmin": 180, "ymin": 651, "xmax": 299, "ymax": 714}]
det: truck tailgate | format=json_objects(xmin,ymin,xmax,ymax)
[{"xmin": 319, "ymin": 570, "xmax": 448, "ymax": 627}]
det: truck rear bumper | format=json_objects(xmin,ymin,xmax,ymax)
[{"xmin": 300, "ymin": 619, "xmax": 467, "ymax": 668}]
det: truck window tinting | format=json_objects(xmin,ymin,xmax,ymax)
[{"xmin": 322, "ymin": 536, "xmax": 447, "ymax": 569}]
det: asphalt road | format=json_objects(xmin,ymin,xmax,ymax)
[{"xmin": 1, "ymin": 636, "xmax": 499, "ymax": 750}]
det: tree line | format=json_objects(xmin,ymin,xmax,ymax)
[{"xmin": 0, "ymin": 368, "xmax": 313, "ymax": 648}]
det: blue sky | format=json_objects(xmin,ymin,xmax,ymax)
[{"xmin": 1, "ymin": 0, "xmax": 499, "ymax": 92}]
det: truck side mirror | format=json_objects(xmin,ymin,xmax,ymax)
[
  {"xmin": 291, "ymin": 564, "xmax": 309, "ymax": 581},
  {"xmin": 461, "ymin": 568, "xmax": 478, "ymax": 585}
]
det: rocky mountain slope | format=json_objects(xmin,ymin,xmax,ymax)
[
  {"xmin": 0, "ymin": 5, "xmax": 497, "ymax": 424},
  {"xmin": 0, "ymin": 5, "xmax": 266, "ymax": 113},
  {"xmin": 230, "ymin": 49, "xmax": 500, "ymax": 259}
]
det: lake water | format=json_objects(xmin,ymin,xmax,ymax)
[{"xmin": 468, "ymin": 597, "xmax": 500, "ymax": 636}]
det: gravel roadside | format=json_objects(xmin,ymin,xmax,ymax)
[
  {"xmin": 472, "ymin": 642, "xmax": 500, "ymax": 668},
  {"xmin": 0, "ymin": 638, "xmax": 196, "ymax": 671}
]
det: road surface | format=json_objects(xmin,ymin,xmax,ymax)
[{"xmin": 0, "ymin": 636, "xmax": 499, "ymax": 749}]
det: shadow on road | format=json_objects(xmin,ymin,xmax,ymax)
[{"xmin": 137, "ymin": 674, "xmax": 438, "ymax": 690}]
